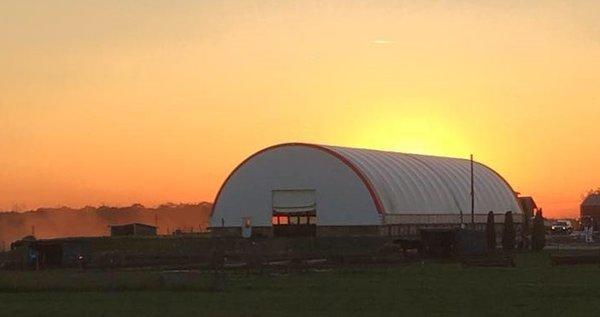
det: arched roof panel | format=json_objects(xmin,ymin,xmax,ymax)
[{"xmin": 323, "ymin": 145, "xmax": 522, "ymax": 215}]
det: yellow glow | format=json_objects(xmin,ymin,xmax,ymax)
[
  {"xmin": 350, "ymin": 104, "xmax": 470, "ymax": 158},
  {"xmin": 1, "ymin": 1, "xmax": 599, "ymax": 218}
]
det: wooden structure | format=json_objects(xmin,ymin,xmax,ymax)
[{"xmin": 110, "ymin": 223, "xmax": 157, "ymax": 237}]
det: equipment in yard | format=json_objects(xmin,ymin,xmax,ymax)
[
  {"xmin": 420, "ymin": 228, "xmax": 487, "ymax": 257},
  {"xmin": 419, "ymin": 228, "xmax": 457, "ymax": 257},
  {"xmin": 393, "ymin": 239, "xmax": 422, "ymax": 256},
  {"xmin": 455, "ymin": 229, "xmax": 487, "ymax": 256}
]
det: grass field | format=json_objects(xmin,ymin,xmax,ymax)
[{"xmin": 1, "ymin": 252, "xmax": 600, "ymax": 316}]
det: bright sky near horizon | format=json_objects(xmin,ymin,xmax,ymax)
[{"xmin": 1, "ymin": 1, "xmax": 599, "ymax": 217}]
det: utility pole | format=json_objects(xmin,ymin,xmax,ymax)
[
  {"xmin": 470, "ymin": 154, "xmax": 475, "ymax": 228},
  {"xmin": 459, "ymin": 201, "xmax": 464, "ymax": 228}
]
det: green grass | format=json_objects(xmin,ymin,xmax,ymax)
[{"xmin": 1, "ymin": 252, "xmax": 600, "ymax": 316}]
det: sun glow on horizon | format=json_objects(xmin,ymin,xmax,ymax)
[
  {"xmin": 1, "ymin": 1, "xmax": 599, "ymax": 218},
  {"xmin": 348, "ymin": 104, "xmax": 471, "ymax": 159}
]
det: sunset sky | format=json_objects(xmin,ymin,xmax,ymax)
[{"xmin": 1, "ymin": 1, "xmax": 599, "ymax": 217}]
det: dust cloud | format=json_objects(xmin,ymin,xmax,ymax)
[{"xmin": 0, "ymin": 203, "xmax": 212, "ymax": 248}]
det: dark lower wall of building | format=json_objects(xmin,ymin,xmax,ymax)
[
  {"xmin": 581, "ymin": 206, "xmax": 600, "ymax": 220},
  {"xmin": 134, "ymin": 225, "xmax": 157, "ymax": 236},
  {"xmin": 210, "ymin": 226, "xmax": 381, "ymax": 238},
  {"xmin": 211, "ymin": 226, "xmax": 274, "ymax": 238},
  {"xmin": 211, "ymin": 223, "xmax": 523, "ymax": 240},
  {"xmin": 581, "ymin": 206, "xmax": 600, "ymax": 214},
  {"xmin": 317, "ymin": 226, "xmax": 380, "ymax": 237},
  {"xmin": 382, "ymin": 223, "xmax": 522, "ymax": 241},
  {"xmin": 581, "ymin": 206, "xmax": 600, "ymax": 229},
  {"xmin": 110, "ymin": 224, "xmax": 157, "ymax": 237}
]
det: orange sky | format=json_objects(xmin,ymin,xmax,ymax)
[{"xmin": 1, "ymin": 1, "xmax": 599, "ymax": 217}]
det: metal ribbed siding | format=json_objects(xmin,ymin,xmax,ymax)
[{"xmin": 324, "ymin": 145, "xmax": 522, "ymax": 215}]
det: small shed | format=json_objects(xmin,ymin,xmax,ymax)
[
  {"xmin": 581, "ymin": 194, "xmax": 600, "ymax": 230},
  {"xmin": 10, "ymin": 237, "xmax": 91, "ymax": 269},
  {"xmin": 110, "ymin": 223, "xmax": 157, "ymax": 237},
  {"xmin": 518, "ymin": 196, "xmax": 538, "ymax": 218}
]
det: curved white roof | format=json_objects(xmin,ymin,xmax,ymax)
[
  {"xmin": 212, "ymin": 143, "xmax": 523, "ymax": 219},
  {"xmin": 322, "ymin": 144, "xmax": 522, "ymax": 215}
]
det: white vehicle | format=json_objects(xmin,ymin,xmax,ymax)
[{"xmin": 551, "ymin": 220, "xmax": 573, "ymax": 234}]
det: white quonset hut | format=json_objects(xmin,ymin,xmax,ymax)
[{"xmin": 210, "ymin": 143, "xmax": 522, "ymax": 237}]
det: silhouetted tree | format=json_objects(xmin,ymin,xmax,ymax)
[
  {"xmin": 502, "ymin": 211, "xmax": 516, "ymax": 251},
  {"xmin": 532, "ymin": 209, "xmax": 546, "ymax": 251},
  {"xmin": 521, "ymin": 206, "xmax": 531, "ymax": 250},
  {"xmin": 486, "ymin": 211, "xmax": 496, "ymax": 252}
]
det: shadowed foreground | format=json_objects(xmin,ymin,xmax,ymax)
[{"xmin": 1, "ymin": 252, "xmax": 600, "ymax": 316}]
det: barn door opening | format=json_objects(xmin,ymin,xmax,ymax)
[{"xmin": 271, "ymin": 189, "xmax": 316, "ymax": 237}]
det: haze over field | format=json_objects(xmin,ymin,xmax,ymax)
[
  {"xmin": 1, "ymin": 1, "xmax": 599, "ymax": 217},
  {"xmin": 0, "ymin": 203, "xmax": 211, "ymax": 245}
]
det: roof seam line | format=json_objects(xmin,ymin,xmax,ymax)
[{"xmin": 404, "ymin": 154, "xmax": 464, "ymax": 214}]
